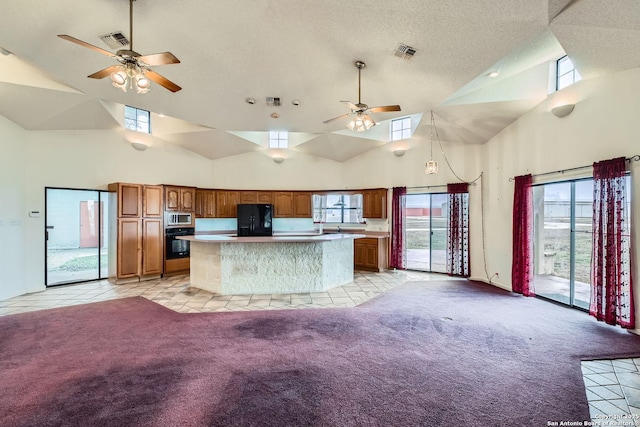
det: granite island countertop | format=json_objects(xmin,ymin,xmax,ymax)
[{"xmin": 179, "ymin": 233, "xmax": 365, "ymax": 243}]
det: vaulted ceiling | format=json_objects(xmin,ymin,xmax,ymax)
[{"xmin": 1, "ymin": 0, "xmax": 639, "ymax": 161}]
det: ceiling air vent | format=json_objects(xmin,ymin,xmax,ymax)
[
  {"xmin": 394, "ymin": 43, "xmax": 417, "ymax": 60},
  {"xmin": 99, "ymin": 31, "xmax": 130, "ymax": 49},
  {"xmin": 266, "ymin": 97, "xmax": 281, "ymax": 107}
]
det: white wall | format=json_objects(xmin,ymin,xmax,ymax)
[
  {"xmin": 475, "ymin": 67, "xmax": 640, "ymax": 328},
  {"xmin": 0, "ymin": 115, "xmax": 26, "ymax": 300},
  {"xmin": 210, "ymin": 150, "xmax": 345, "ymax": 190}
]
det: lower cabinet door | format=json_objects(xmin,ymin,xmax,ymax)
[
  {"xmin": 142, "ymin": 218, "xmax": 163, "ymax": 276},
  {"xmin": 118, "ymin": 218, "xmax": 141, "ymax": 278}
]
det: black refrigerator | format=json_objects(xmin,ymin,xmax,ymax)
[{"xmin": 237, "ymin": 204, "xmax": 273, "ymax": 236}]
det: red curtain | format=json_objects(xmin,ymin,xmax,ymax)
[
  {"xmin": 511, "ymin": 174, "xmax": 534, "ymax": 296},
  {"xmin": 590, "ymin": 157, "xmax": 634, "ymax": 328},
  {"xmin": 390, "ymin": 187, "xmax": 407, "ymax": 269},
  {"xmin": 446, "ymin": 183, "xmax": 469, "ymax": 277}
]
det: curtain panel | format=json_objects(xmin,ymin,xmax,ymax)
[
  {"xmin": 390, "ymin": 187, "xmax": 407, "ymax": 269},
  {"xmin": 590, "ymin": 157, "xmax": 634, "ymax": 328},
  {"xmin": 446, "ymin": 183, "xmax": 469, "ymax": 277},
  {"xmin": 511, "ymin": 174, "xmax": 534, "ymax": 296}
]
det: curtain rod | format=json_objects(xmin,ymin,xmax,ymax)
[
  {"xmin": 508, "ymin": 155, "xmax": 640, "ymax": 182},
  {"xmin": 407, "ymin": 182, "xmax": 477, "ymax": 190}
]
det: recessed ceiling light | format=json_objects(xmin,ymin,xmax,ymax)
[
  {"xmin": 271, "ymin": 112, "xmax": 279, "ymax": 119},
  {"xmin": 486, "ymin": 69, "xmax": 500, "ymax": 78},
  {"xmin": 291, "ymin": 99, "xmax": 300, "ymax": 106},
  {"xmin": 246, "ymin": 97, "xmax": 256, "ymax": 104}
]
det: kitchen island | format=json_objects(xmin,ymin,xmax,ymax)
[{"xmin": 177, "ymin": 233, "xmax": 364, "ymax": 295}]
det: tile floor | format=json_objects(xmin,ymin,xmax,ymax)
[{"xmin": 1, "ymin": 270, "xmax": 640, "ymax": 424}]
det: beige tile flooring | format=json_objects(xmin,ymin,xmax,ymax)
[
  {"xmin": 1, "ymin": 270, "xmax": 639, "ymax": 424},
  {"xmin": 0, "ymin": 270, "xmax": 438, "ymax": 316}
]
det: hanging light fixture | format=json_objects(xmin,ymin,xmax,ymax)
[
  {"xmin": 347, "ymin": 112, "xmax": 375, "ymax": 132},
  {"xmin": 110, "ymin": 61, "xmax": 150, "ymax": 93},
  {"xmin": 425, "ymin": 111, "xmax": 439, "ymax": 174}
]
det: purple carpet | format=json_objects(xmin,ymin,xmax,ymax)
[{"xmin": 2, "ymin": 279, "xmax": 640, "ymax": 426}]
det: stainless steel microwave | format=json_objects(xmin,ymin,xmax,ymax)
[{"xmin": 165, "ymin": 212, "xmax": 193, "ymax": 227}]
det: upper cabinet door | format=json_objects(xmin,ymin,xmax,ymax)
[
  {"xmin": 215, "ymin": 190, "xmax": 239, "ymax": 218},
  {"xmin": 273, "ymin": 192, "xmax": 294, "ymax": 217},
  {"xmin": 256, "ymin": 191, "xmax": 273, "ymax": 204},
  {"xmin": 181, "ymin": 187, "xmax": 195, "ymax": 211},
  {"xmin": 165, "ymin": 186, "xmax": 195, "ymax": 211},
  {"xmin": 293, "ymin": 192, "xmax": 312, "ymax": 218},
  {"xmin": 143, "ymin": 185, "xmax": 163, "ymax": 218},
  {"xmin": 363, "ymin": 189, "xmax": 387, "ymax": 219},
  {"xmin": 165, "ymin": 186, "xmax": 181, "ymax": 211},
  {"xmin": 118, "ymin": 183, "xmax": 142, "ymax": 218},
  {"xmin": 240, "ymin": 191, "xmax": 257, "ymax": 204}
]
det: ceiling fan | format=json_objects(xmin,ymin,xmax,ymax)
[
  {"xmin": 323, "ymin": 60, "xmax": 401, "ymax": 132},
  {"xmin": 57, "ymin": 0, "xmax": 181, "ymax": 93}
]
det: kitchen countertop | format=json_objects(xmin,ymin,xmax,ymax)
[
  {"xmin": 179, "ymin": 233, "xmax": 365, "ymax": 243},
  {"xmin": 195, "ymin": 230, "xmax": 389, "ymax": 239}
]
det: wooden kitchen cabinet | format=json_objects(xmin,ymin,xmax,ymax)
[
  {"xmin": 195, "ymin": 189, "xmax": 216, "ymax": 218},
  {"xmin": 109, "ymin": 182, "xmax": 165, "ymax": 283},
  {"xmin": 354, "ymin": 237, "xmax": 388, "ymax": 272},
  {"xmin": 363, "ymin": 189, "xmax": 387, "ymax": 219},
  {"xmin": 108, "ymin": 183, "xmax": 142, "ymax": 218},
  {"xmin": 257, "ymin": 191, "xmax": 273, "ymax": 204},
  {"xmin": 141, "ymin": 218, "xmax": 163, "ymax": 276},
  {"xmin": 239, "ymin": 191, "xmax": 273, "ymax": 204},
  {"xmin": 216, "ymin": 190, "xmax": 239, "ymax": 218},
  {"xmin": 273, "ymin": 191, "xmax": 312, "ymax": 218},
  {"xmin": 143, "ymin": 185, "xmax": 163, "ymax": 218},
  {"xmin": 117, "ymin": 218, "xmax": 142, "ymax": 279},
  {"xmin": 273, "ymin": 192, "xmax": 294, "ymax": 217},
  {"xmin": 165, "ymin": 186, "xmax": 196, "ymax": 212},
  {"xmin": 293, "ymin": 192, "xmax": 312, "ymax": 218}
]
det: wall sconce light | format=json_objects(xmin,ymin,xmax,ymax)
[
  {"xmin": 272, "ymin": 156, "xmax": 284, "ymax": 164},
  {"xmin": 393, "ymin": 149, "xmax": 406, "ymax": 157},
  {"xmin": 131, "ymin": 142, "xmax": 148, "ymax": 151},
  {"xmin": 551, "ymin": 104, "xmax": 575, "ymax": 118}
]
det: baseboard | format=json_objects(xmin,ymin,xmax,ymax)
[{"xmin": 468, "ymin": 276, "xmax": 512, "ymax": 292}]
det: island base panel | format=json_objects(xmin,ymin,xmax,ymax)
[{"xmin": 189, "ymin": 239, "xmax": 354, "ymax": 295}]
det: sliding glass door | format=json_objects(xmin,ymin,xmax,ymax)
[
  {"xmin": 405, "ymin": 193, "xmax": 447, "ymax": 273},
  {"xmin": 532, "ymin": 180, "xmax": 593, "ymax": 309},
  {"xmin": 45, "ymin": 188, "xmax": 110, "ymax": 286}
]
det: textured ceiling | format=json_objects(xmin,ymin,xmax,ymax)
[{"xmin": 0, "ymin": 0, "xmax": 639, "ymax": 161}]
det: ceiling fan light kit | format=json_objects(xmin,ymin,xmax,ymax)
[
  {"xmin": 323, "ymin": 60, "xmax": 401, "ymax": 132},
  {"xmin": 58, "ymin": 0, "xmax": 182, "ymax": 94}
]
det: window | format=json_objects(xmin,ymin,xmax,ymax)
[
  {"xmin": 268, "ymin": 131, "xmax": 288, "ymax": 148},
  {"xmin": 390, "ymin": 117, "xmax": 412, "ymax": 141},
  {"xmin": 124, "ymin": 106, "xmax": 150, "ymax": 133},
  {"xmin": 313, "ymin": 194, "xmax": 363, "ymax": 224},
  {"xmin": 556, "ymin": 56, "xmax": 582, "ymax": 91},
  {"xmin": 532, "ymin": 176, "xmax": 631, "ymax": 310}
]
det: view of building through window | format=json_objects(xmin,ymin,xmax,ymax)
[{"xmin": 124, "ymin": 106, "xmax": 150, "ymax": 133}]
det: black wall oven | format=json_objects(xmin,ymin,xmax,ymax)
[{"xmin": 165, "ymin": 227, "xmax": 194, "ymax": 259}]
